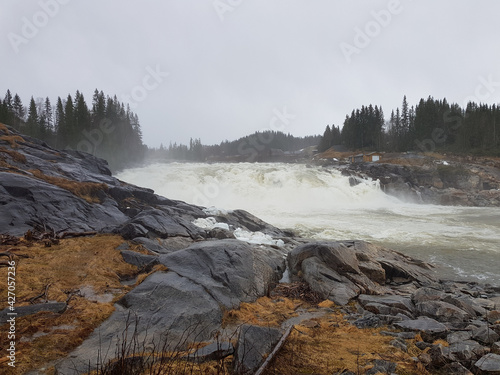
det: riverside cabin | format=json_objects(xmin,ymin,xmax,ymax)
[{"xmin": 350, "ymin": 152, "xmax": 383, "ymax": 163}]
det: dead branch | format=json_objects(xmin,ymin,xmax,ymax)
[
  {"xmin": 254, "ymin": 324, "xmax": 294, "ymax": 375},
  {"xmin": 30, "ymin": 284, "xmax": 51, "ymax": 304}
]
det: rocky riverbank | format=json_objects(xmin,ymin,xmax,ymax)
[
  {"xmin": 320, "ymin": 152, "xmax": 500, "ymax": 207},
  {"xmin": 1, "ymin": 123, "xmax": 500, "ymax": 374}
]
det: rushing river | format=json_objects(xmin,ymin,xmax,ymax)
[{"xmin": 116, "ymin": 162, "xmax": 500, "ymax": 286}]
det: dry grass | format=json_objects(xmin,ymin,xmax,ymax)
[
  {"xmin": 0, "ymin": 234, "xmax": 140, "ymax": 374},
  {"xmin": 0, "ymin": 147, "xmax": 27, "ymax": 164},
  {"xmin": 223, "ymin": 296, "xmax": 300, "ymax": 328},
  {"xmin": 221, "ymin": 294, "xmax": 430, "ymax": 375},
  {"xmin": 264, "ymin": 314, "xmax": 431, "ymax": 375},
  {"xmin": 0, "ymin": 134, "xmax": 25, "ymax": 148},
  {"xmin": 29, "ymin": 169, "xmax": 109, "ymax": 203}
]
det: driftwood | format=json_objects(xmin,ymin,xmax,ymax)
[
  {"xmin": 29, "ymin": 284, "xmax": 51, "ymax": 304},
  {"xmin": 254, "ymin": 324, "xmax": 294, "ymax": 375},
  {"xmin": 271, "ymin": 282, "xmax": 323, "ymax": 304},
  {"xmin": 0, "ymin": 234, "xmax": 21, "ymax": 246}
]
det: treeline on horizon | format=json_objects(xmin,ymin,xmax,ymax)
[
  {"xmin": 318, "ymin": 96, "xmax": 500, "ymax": 156},
  {"xmin": 148, "ymin": 131, "xmax": 322, "ymax": 161},
  {"xmin": 0, "ymin": 89, "xmax": 145, "ymax": 170}
]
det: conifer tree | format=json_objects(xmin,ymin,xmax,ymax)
[{"xmin": 26, "ymin": 96, "xmax": 39, "ymax": 138}]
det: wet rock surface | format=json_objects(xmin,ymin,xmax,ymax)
[
  {"xmin": 339, "ymin": 158, "xmax": 500, "ymax": 206},
  {"xmin": 2, "ymin": 124, "xmax": 500, "ymax": 374}
]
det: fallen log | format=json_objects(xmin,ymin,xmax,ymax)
[{"xmin": 254, "ymin": 324, "xmax": 293, "ymax": 375}]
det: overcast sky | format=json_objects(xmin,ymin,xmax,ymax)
[{"xmin": 2, "ymin": 1, "xmax": 500, "ymax": 147}]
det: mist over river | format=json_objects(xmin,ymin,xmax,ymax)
[{"xmin": 116, "ymin": 162, "xmax": 500, "ymax": 286}]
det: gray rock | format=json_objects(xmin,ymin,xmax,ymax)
[
  {"xmin": 416, "ymin": 300, "xmax": 470, "ymax": 323},
  {"xmin": 233, "ymin": 324, "xmax": 282, "ymax": 374},
  {"xmin": 185, "ymin": 341, "xmax": 234, "ymax": 363},
  {"xmin": 449, "ymin": 340, "xmax": 487, "ymax": 362},
  {"xmin": 473, "ymin": 326, "xmax": 500, "ymax": 345},
  {"xmin": 365, "ymin": 359, "xmax": 397, "ymax": 375},
  {"xmin": 428, "ymin": 344, "xmax": 454, "ymax": 367},
  {"xmin": 358, "ymin": 294, "xmax": 415, "ymax": 313},
  {"xmin": 441, "ymin": 362, "xmax": 473, "ymax": 375},
  {"xmin": 301, "ymin": 257, "xmax": 359, "ymax": 305},
  {"xmin": 390, "ymin": 338, "xmax": 408, "ymax": 352},
  {"xmin": 120, "ymin": 250, "xmax": 159, "ymax": 269},
  {"xmin": 56, "ymin": 272, "xmax": 223, "ymax": 374},
  {"xmin": 0, "ymin": 172, "xmax": 127, "ymax": 236},
  {"xmin": 132, "ymin": 237, "xmax": 166, "ymax": 253},
  {"xmin": 0, "ymin": 302, "xmax": 66, "ymax": 324},
  {"xmin": 160, "ymin": 240, "xmax": 284, "ymax": 309},
  {"xmin": 475, "ymin": 353, "xmax": 500, "ymax": 374},
  {"xmin": 363, "ymin": 302, "xmax": 412, "ymax": 317},
  {"xmin": 56, "ymin": 240, "xmax": 284, "ymax": 374},
  {"xmin": 287, "ymin": 240, "xmax": 435, "ymax": 305},
  {"xmin": 115, "ymin": 242, "xmax": 130, "ymax": 251},
  {"xmin": 395, "ymin": 316, "xmax": 448, "ymax": 341},
  {"xmin": 353, "ymin": 314, "xmax": 381, "ymax": 328},
  {"xmin": 411, "ymin": 287, "xmax": 445, "ymax": 304},
  {"xmin": 447, "ymin": 330, "xmax": 473, "ymax": 344},
  {"xmin": 126, "ymin": 208, "xmax": 191, "ymax": 238},
  {"xmin": 492, "ymin": 342, "xmax": 500, "ymax": 355}
]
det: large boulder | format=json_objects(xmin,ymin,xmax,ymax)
[
  {"xmin": 233, "ymin": 324, "xmax": 282, "ymax": 374},
  {"xmin": 55, "ymin": 239, "xmax": 284, "ymax": 374},
  {"xmin": 288, "ymin": 241, "xmax": 435, "ymax": 305},
  {"xmin": 159, "ymin": 239, "xmax": 285, "ymax": 309},
  {"xmin": 0, "ymin": 172, "xmax": 127, "ymax": 235}
]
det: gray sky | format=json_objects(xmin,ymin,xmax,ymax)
[{"xmin": 2, "ymin": 1, "xmax": 500, "ymax": 147}]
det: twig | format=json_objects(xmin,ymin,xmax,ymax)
[
  {"xmin": 254, "ymin": 324, "xmax": 293, "ymax": 375},
  {"xmin": 30, "ymin": 284, "xmax": 51, "ymax": 304}
]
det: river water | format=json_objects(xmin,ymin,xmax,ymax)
[{"xmin": 116, "ymin": 162, "xmax": 500, "ymax": 286}]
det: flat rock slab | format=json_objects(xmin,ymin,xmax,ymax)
[
  {"xmin": 358, "ymin": 294, "xmax": 415, "ymax": 313},
  {"xmin": 233, "ymin": 324, "xmax": 282, "ymax": 374},
  {"xmin": 395, "ymin": 316, "xmax": 448, "ymax": 341},
  {"xmin": 184, "ymin": 341, "xmax": 234, "ymax": 363},
  {"xmin": 120, "ymin": 250, "xmax": 159, "ymax": 268},
  {"xmin": 0, "ymin": 302, "xmax": 66, "ymax": 324},
  {"xmin": 475, "ymin": 353, "xmax": 500, "ymax": 374}
]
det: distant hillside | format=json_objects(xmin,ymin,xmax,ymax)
[{"xmin": 148, "ymin": 130, "xmax": 321, "ymax": 162}]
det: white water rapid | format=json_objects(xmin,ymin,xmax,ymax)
[{"xmin": 116, "ymin": 162, "xmax": 500, "ymax": 286}]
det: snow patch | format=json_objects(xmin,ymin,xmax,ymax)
[
  {"xmin": 192, "ymin": 217, "xmax": 230, "ymax": 231},
  {"xmin": 233, "ymin": 228, "xmax": 284, "ymax": 247},
  {"xmin": 203, "ymin": 206, "xmax": 231, "ymax": 216}
]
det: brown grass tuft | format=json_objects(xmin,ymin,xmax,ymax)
[
  {"xmin": 265, "ymin": 315, "xmax": 432, "ymax": 375},
  {"xmin": 0, "ymin": 234, "xmax": 139, "ymax": 374},
  {"xmin": 223, "ymin": 296, "xmax": 299, "ymax": 328},
  {"xmin": 0, "ymin": 134, "xmax": 25, "ymax": 148},
  {"xmin": 29, "ymin": 169, "xmax": 109, "ymax": 203},
  {"xmin": 0, "ymin": 147, "xmax": 27, "ymax": 163}
]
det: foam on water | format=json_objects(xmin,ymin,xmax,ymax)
[{"xmin": 117, "ymin": 162, "xmax": 500, "ymax": 285}]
